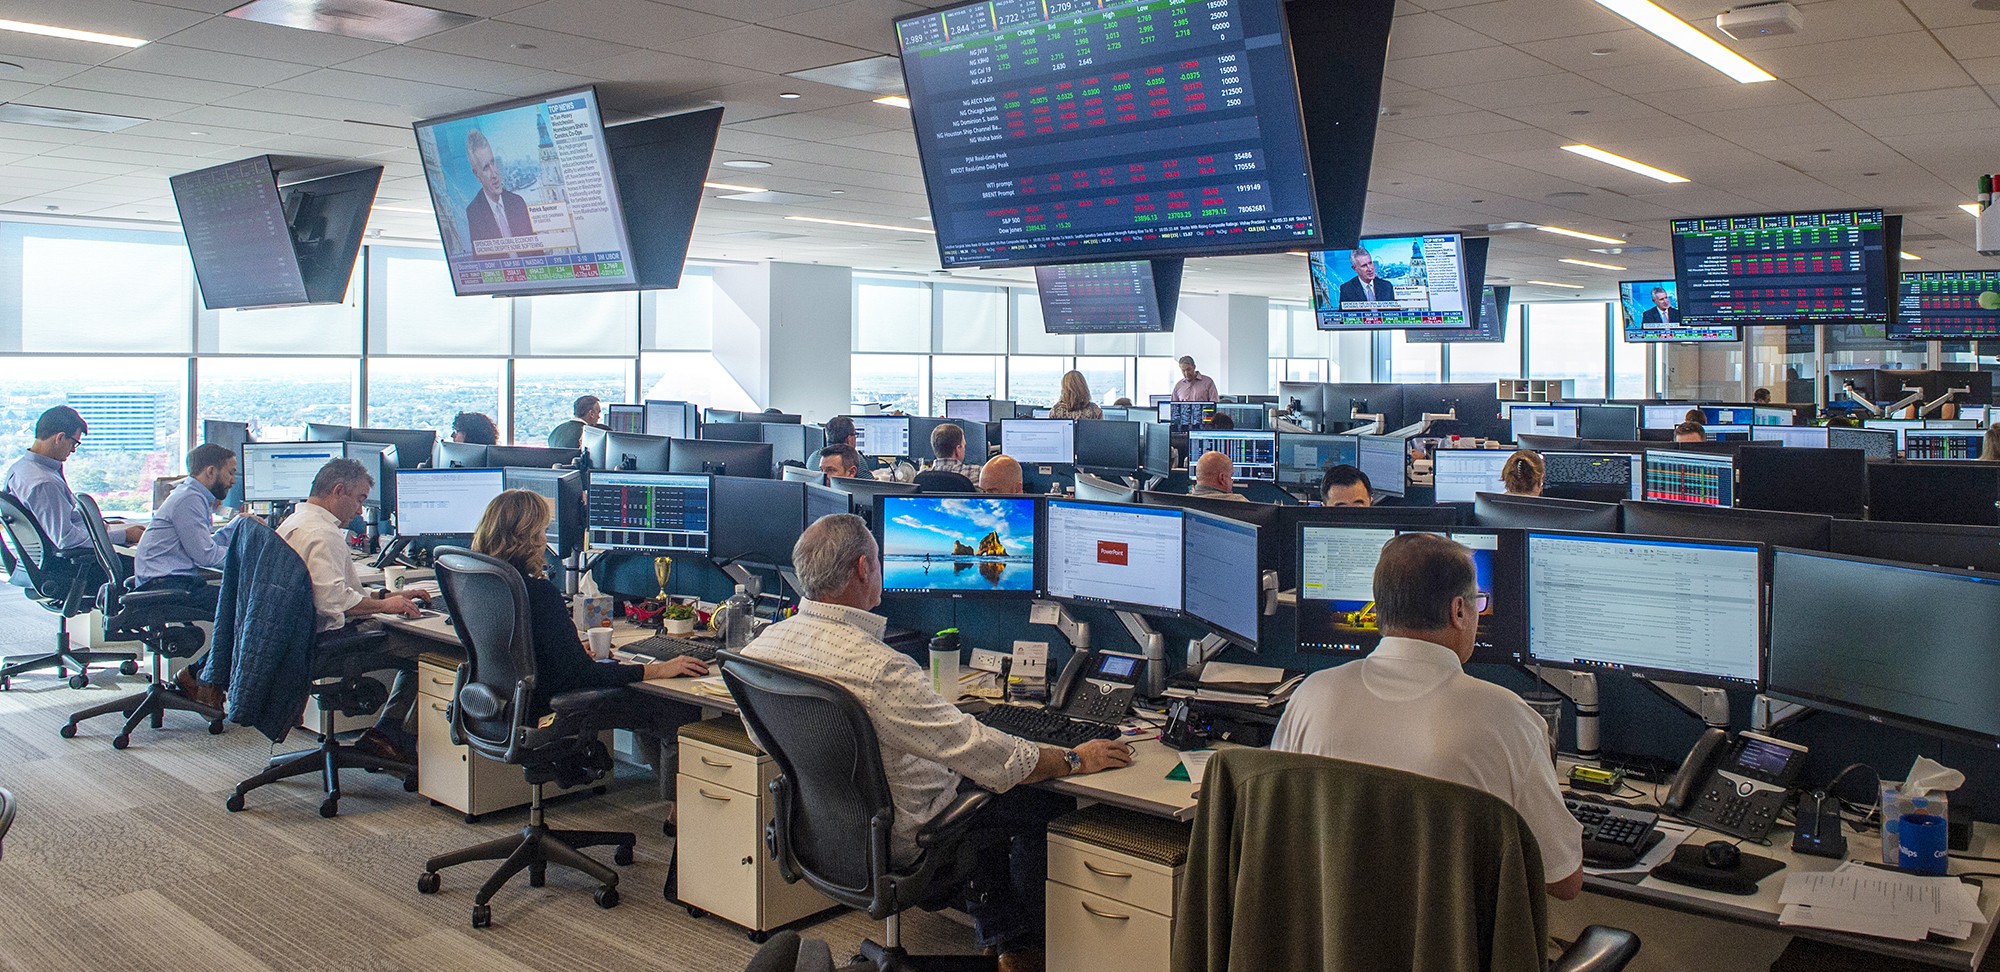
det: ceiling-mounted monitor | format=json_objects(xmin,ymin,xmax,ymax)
[
  {"xmin": 1669, "ymin": 208, "xmax": 1897, "ymax": 326},
  {"xmin": 1405, "ymin": 238, "xmax": 1503, "ymax": 343},
  {"xmin": 172, "ymin": 156, "xmax": 381, "ymax": 310},
  {"xmin": 282, "ymin": 166, "xmax": 382, "ymax": 305},
  {"xmin": 413, "ymin": 87, "xmax": 640, "ymax": 297},
  {"xmin": 1617, "ymin": 279, "xmax": 1739, "ymax": 342},
  {"xmin": 1310, "ymin": 232, "xmax": 1469, "ymax": 330},
  {"xmin": 1889, "ymin": 270, "xmax": 2000, "ymax": 340},
  {"xmin": 1035, "ymin": 259, "xmax": 1183, "ymax": 334},
  {"xmin": 893, "ymin": 0, "xmax": 1323, "ymax": 268},
  {"xmin": 602, "ymin": 106, "xmax": 723, "ymax": 290}
]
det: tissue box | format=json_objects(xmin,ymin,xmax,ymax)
[{"xmin": 572, "ymin": 594, "xmax": 614, "ymax": 631}]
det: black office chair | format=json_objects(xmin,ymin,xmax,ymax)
[
  {"xmin": 912, "ymin": 470, "xmax": 976, "ymax": 494},
  {"xmin": 0, "ymin": 787, "xmax": 14, "ymax": 860},
  {"xmin": 59, "ymin": 494, "xmax": 223, "ymax": 748},
  {"xmin": 0, "ymin": 491, "xmax": 137, "ymax": 690},
  {"xmin": 416, "ymin": 547, "xmax": 635, "ymax": 929},
  {"xmin": 719, "ymin": 650, "xmax": 999, "ymax": 972}
]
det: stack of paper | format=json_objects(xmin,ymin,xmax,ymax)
[
  {"xmin": 1778, "ymin": 861, "xmax": 1986, "ymax": 942},
  {"xmin": 1166, "ymin": 662, "xmax": 1306, "ymax": 707}
]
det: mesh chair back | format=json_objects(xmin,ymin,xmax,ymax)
[
  {"xmin": 432, "ymin": 547, "xmax": 537, "ymax": 762},
  {"xmin": 72, "ymin": 494, "xmax": 128, "ymax": 614},
  {"xmin": 0, "ymin": 491, "xmax": 58, "ymax": 594},
  {"xmin": 720, "ymin": 651, "xmax": 895, "ymax": 907}
]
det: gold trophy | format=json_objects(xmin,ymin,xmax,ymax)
[{"xmin": 653, "ymin": 556, "xmax": 673, "ymax": 601}]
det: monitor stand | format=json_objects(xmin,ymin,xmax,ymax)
[
  {"xmin": 1524, "ymin": 668, "xmax": 1601, "ymax": 760},
  {"xmin": 1114, "ymin": 611, "xmax": 1168, "ymax": 700},
  {"xmin": 1634, "ymin": 676, "xmax": 1731, "ymax": 730},
  {"xmin": 1751, "ymin": 694, "xmax": 1813, "ymax": 734},
  {"xmin": 373, "ymin": 536, "xmax": 414, "ymax": 570},
  {"xmin": 714, "ymin": 560, "xmax": 764, "ymax": 600}
]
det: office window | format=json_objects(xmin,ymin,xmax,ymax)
[
  {"xmin": 1006, "ymin": 355, "xmax": 1069, "ymax": 406},
  {"xmin": 932, "ymin": 355, "xmax": 1003, "ymax": 403},
  {"xmin": 1612, "ymin": 323, "xmax": 1650, "ymax": 399},
  {"xmin": 370, "ymin": 248, "xmax": 511, "ymax": 355},
  {"xmin": 1388, "ymin": 331, "xmax": 1442, "ymax": 383},
  {"xmin": 1073, "ymin": 356, "xmax": 1130, "ymax": 406},
  {"xmin": 7, "ymin": 224, "xmax": 193, "ymax": 354},
  {"xmin": 1012, "ymin": 292, "xmax": 1074, "ymax": 355},
  {"xmin": 513, "ymin": 359, "xmax": 629, "ymax": 445},
  {"xmin": 852, "ymin": 354, "xmax": 928, "ymax": 414},
  {"xmin": 639, "ymin": 351, "xmax": 757, "ymax": 413},
  {"xmin": 364, "ymin": 357, "xmax": 503, "ymax": 436},
  {"xmin": 1447, "ymin": 303, "xmax": 1524, "ymax": 384},
  {"xmin": 644, "ymin": 273, "xmax": 716, "ymax": 351},
  {"xmin": 855, "ymin": 279, "xmax": 931, "ymax": 353},
  {"xmin": 1079, "ymin": 332, "xmax": 1138, "ymax": 356},
  {"xmin": 197, "ymin": 357, "xmax": 357, "ymax": 440},
  {"xmin": 0, "ymin": 357, "xmax": 185, "ymax": 514},
  {"xmin": 200, "ymin": 291, "xmax": 361, "ymax": 356},
  {"xmin": 1281, "ymin": 359, "xmax": 1328, "ymax": 383},
  {"xmin": 1136, "ymin": 357, "xmax": 1179, "ymax": 403},
  {"xmin": 938, "ymin": 285, "xmax": 1006, "ymax": 353},
  {"xmin": 520, "ymin": 290, "xmax": 638, "ymax": 356},
  {"xmin": 1526, "ymin": 302, "xmax": 1609, "ymax": 399}
]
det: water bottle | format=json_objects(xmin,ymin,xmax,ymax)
[{"xmin": 720, "ymin": 585, "xmax": 754, "ymax": 649}]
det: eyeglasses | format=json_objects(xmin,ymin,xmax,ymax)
[{"xmin": 1467, "ymin": 592, "xmax": 1490, "ymax": 612}]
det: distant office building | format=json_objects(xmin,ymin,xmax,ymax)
[{"xmin": 68, "ymin": 390, "xmax": 159, "ymax": 453}]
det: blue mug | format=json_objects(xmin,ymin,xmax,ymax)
[{"xmin": 1897, "ymin": 812, "xmax": 1949, "ymax": 875}]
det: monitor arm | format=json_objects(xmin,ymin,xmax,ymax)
[
  {"xmin": 1887, "ymin": 385, "xmax": 1926, "ymax": 417},
  {"xmin": 1029, "ymin": 599, "xmax": 1090, "ymax": 653},
  {"xmin": 1526, "ymin": 668, "xmax": 1600, "ymax": 760},
  {"xmin": 1274, "ymin": 417, "xmax": 1313, "ymax": 434},
  {"xmin": 1349, "ymin": 408, "xmax": 1385, "ymax": 435},
  {"xmin": 1114, "ymin": 610, "xmax": 1169, "ymax": 699},
  {"xmin": 1921, "ymin": 385, "xmax": 1973, "ymax": 418},
  {"xmin": 1752, "ymin": 694, "xmax": 1814, "ymax": 734},
  {"xmin": 1182, "ymin": 570, "xmax": 1277, "ymax": 670},
  {"xmin": 713, "ymin": 559, "xmax": 764, "ymax": 600},
  {"xmin": 1634, "ymin": 676, "xmax": 1731, "ymax": 730},
  {"xmin": 1839, "ymin": 379, "xmax": 1884, "ymax": 417}
]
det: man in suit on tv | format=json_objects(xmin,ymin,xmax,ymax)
[
  {"xmin": 1338, "ymin": 248, "xmax": 1397, "ymax": 304},
  {"xmin": 462, "ymin": 129, "xmax": 535, "ymax": 254},
  {"xmin": 1640, "ymin": 286, "xmax": 1678, "ymax": 324}
]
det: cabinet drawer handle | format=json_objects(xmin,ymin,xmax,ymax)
[
  {"xmin": 429, "ymin": 702, "xmax": 448, "ymax": 713},
  {"xmin": 428, "ymin": 676, "xmax": 454, "ymax": 687},
  {"xmin": 699, "ymin": 756, "xmax": 734, "ymax": 769},
  {"xmin": 1082, "ymin": 860, "xmax": 1133, "ymax": 879},
  {"xmin": 698, "ymin": 788, "xmax": 732, "ymax": 802},
  {"xmin": 1079, "ymin": 901, "xmax": 1130, "ymax": 921}
]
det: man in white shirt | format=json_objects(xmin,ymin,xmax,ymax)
[
  {"xmin": 742, "ymin": 514, "xmax": 1130, "ymax": 963},
  {"xmin": 1171, "ymin": 356, "xmax": 1219, "ymax": 403},
  {"xmin": 278, "ymin": 457, "xmax": 433, "ymax": 765},
  {"xmin": 1271, "ymin": 532, "xmax": 1584, "ymax": 900}
]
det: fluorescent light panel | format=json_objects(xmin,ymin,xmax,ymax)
[
  {"xmin": 1589, "ymin": 0, "xmax": 1774, "ymax": 83},
  {"xmin": 784, "ymin": 215, "xmax": 934, "ymax": 234},
  {"xmin": 1559, "ymin": 257, "xmax": 1627, "ymax": 271},
  {"xmin": 1900, "ymin": 251, "xmax": 1920, "ymax": 261},
  {"xmin": 1537, "ymin": 225, "xmax": 1626, "ymax": 245},
  {"xmin": 1527, "ymin": 280, "xmax": 1587, "ymax": 289},
  {"xmin": 1562, "ymin": 144, "xmax": 1690, "ymax": 183},
  {"xmin": 873, "ymin": 95, "xmax": 912, "ymax": 108},
  {"xmin": 703, "ymin": 181, "xmax": 765, "ymax": 193},
  {"xmin": 1961, "ymin": 203, "xmax": 1983, "ymax": 216},
  {"xmin": 0, "ymin": 17, "xmax": 146, "ymax": 47}
]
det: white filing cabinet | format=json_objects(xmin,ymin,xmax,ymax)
[
  {"xmin": 414, "ymin": 656, "xmax": 595, "ymax": 821},
  {"xmin": 675, "ymin": 717, "xmax": 838, "ymax": 941},
  {"xmin": 1045, "ymin": 805, "xmax": 1190, "ymax": 972}
]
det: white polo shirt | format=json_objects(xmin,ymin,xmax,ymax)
[{"xmin": 1271, "ymin": 636, "xmax": 1584, "ymax": 881}]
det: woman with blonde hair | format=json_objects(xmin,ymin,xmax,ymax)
[
  {"xmin": 1050, "ymin": 370, "xmax": 1103, "ymax": 421},
  {"xmin": 1501, "ymin": 450, "xmax": 1545, "ymax": 497},
  {"xmin": 1981, "ymin": 426, "xmax": 2000, "ymax": 462}
]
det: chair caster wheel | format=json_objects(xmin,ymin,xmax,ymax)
[
  {"xmin": 58, "ymin": 723, "xmax": 77, "ymax": 739},
  {"xmin": 208, "ymin": 721, "xmax": 225, "ymax": 735},
  {"xmin": 417, "ymin": 872, "xmax": 441, "ymax": 895},
  {"xmin": 614, "ymin": 844, "xmax": 634, "ymax": 866},
  {"xmin": 1, "ymin": 677, "xmax": 10, "ymax": 690},
  {"xmin": 111, "ymin": 734, "xmax": 130, "ymax": 750},
  {"xmin": 319, "ymin": 797, "xmax": 339, "ymax": 818},
  {"xmin": 529, "ymin": 866, "xmax": 546, "ymax": 888},
  {"xmin": 470, "ymin": 905, "xmax": 491, "ymax": 929},
  {"xmin": 748, "ymin": 930, "xmax": 770, "ymax": 944},
  {"xmin": 594, "ymin": 886, "xmax": 620, "ymax": 909},
  {"xmin": 685, "ymin": 905, "xmax": 706, "ymax": 919},
  {"xmin": 403, "ymin": 776, "xmax": 420, "ymax": 793},
  {"xmin": 225, "ymin": 793, "xmax": 245, "ymax": 812},
  {"xmin": 119, "ymin": 660, "xmax": 139, "ymax": 676},
  {"xmin": 68, "ymin": 673, "xmax": 90, "ymax": 690}
]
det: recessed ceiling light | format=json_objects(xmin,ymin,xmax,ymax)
[
  {"xmin": 1568, "ymin": 109, "xmax": 1592, "ymax": 116},
  {"xmin": 1562, "ymin": 144, "xmax": 1689, "ymax": 183},
  {"xmin": 1559, "ymin": 257, "xmax": 1627, "ymax": 271},
  {"xmin": 1961, "ymin": 203, "xmax": 1983, "ymax": 215},
  {"xmin": 511, "ymin": 42, "xmax": 536, "ymax": 49},
  {"xmin": 226, "ymin": 0, "xmax": 475, "ymax": 45},
  {"xmin": 1527, "ymin": 280, "xmax": 1587, "ymax": 289},
  {"xmin": 1863, "ymin": 171, "xmax": 1880, "ymax": 177},
  {"xmin": 829, "ymin": 189, "xmax": 845, "ymax": 194},
  {"xmin": 1537, "ymin": 225, "xmax": 1626, "ymax": 245},
  {"xmin": 0, "ymin": 17, "xmax": 146, "ymax": 47},
  {"xmin": 188, "ymin": 130, "xmax": 208, "ymax": 136},
  {"xmin": 873, "ymin": 95, "xmax": 912, "ymax": 108},
  {"xmin": 784, "ymin": 215, "xmax": 934, "ymax": 234},
  {"xmin": 702, "ymin": 180, "xmax": 764, "ymax": 193},
  {"xmin": 1590, "ymin": 48, "xmax": 1617, "ymax": 56},
  {"xmin": 723, "ymin": 160, "xmax": 773, "ymax": 169},
  {"xmin": 778, "ymin": 92, "xmax": 801, "ymax": 99},
  {"xmin": 1900, "ymin": 251, "xmax": 1920, "ymax": 261},
  {"xmin": 1588, "ymin": 0, "xmax": 1774, "ymax": 83}
]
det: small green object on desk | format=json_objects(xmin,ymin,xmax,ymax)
[{"xmin": 1166, "ymin": 763, "xmax": 1190, "ymax": 782}]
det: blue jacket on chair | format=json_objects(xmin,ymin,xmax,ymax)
[{"xmin": 208, "ymin": 519, "xmax": 317, "ymax": 743}]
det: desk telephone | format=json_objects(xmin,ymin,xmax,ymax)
[
  {"xmin": 973, "ymin": 647, "xmax": 1135, "ymax": 749},
  {"xmin": 1664, "ymin": 729, "xmax": 1807, "ymax": 841}
]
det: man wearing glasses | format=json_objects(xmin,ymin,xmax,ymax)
[
  {"xmin": 1270, "ymin": 533, "xmax": 1583, "ymax": 901},
  {"xmin": 5, "ymin": 406, "xmax": 145, "ymax": 594}
]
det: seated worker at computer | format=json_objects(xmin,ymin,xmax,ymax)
[
  {"xmin": 1199, "ymin": 412, "xmax": 1235, "ymax": 431},
  {"xmin": 928, "ymin": 422, "xmax": 981, "ymax": 479},
  {"xmin": 1188, "ymin": 451, "xmax": 1248, "ymax": 502},
  {"xmin": 818, "ymin": 443, "xmax": 861, "ymax": 482},
  {"xmin": 1271, "ymin": 533, "xmax": 1584, "ymax": 900},
  {"xmin": 1752, "ymin": 388, "xmax": 1772, "ymax": 404},
  {"xmin": 1502, "ymin": 450, "xmax": 1544, "ymax": 497},
  {"xmin": 451, "ymin": 412, "xmax": 499, "ymax": 445},
  {"xmin": 978, "ymin": 455, "xmax": 1024, "ymax": 495},
  {"xmin": 1319, "ymin": 464, "xmax": 1373, "ymax": 507},
  {"xmin": 742, "ymin": 515, "xmax": 1132, "ymax": 964},
  {"xmin": 1674, "ymin": 421, "xmax": 1705, "ymax": 443},
  {"xmin": 282, "ymin": 457, "xmax": 436, "ymax": 764},
  {"xmin": 546, "ymin": 396, "xmax": 604, "ymax": 449},
  {"xmin": 6, "ymin": 405, "xmax": 147, "ymax": 550},
  {"xmin": 133, "ymin": 443, "xmax": 256, "ymax": 617},
  {"xmin": 825, "ymin": 415, "xmax": 857, "ymax": 452},
  {"xmin": 1983, "ymin": 426, "xmax": 2000, "ymax": 462},
  {"xmin": 1049, "ymin": 370, "xmax": 1103, "ymax": 421}
]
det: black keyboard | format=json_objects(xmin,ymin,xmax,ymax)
[
  {"xmin": 1566, "ymin": 796, "xmax": 1661, "ymax": 867},
  {"xmin": 975, "ymin": 704, "xmax": 1120, "ymax": 748},
  {"xmin": 622, "ymin": 634, "xmax": 719, "ymax": 664}
]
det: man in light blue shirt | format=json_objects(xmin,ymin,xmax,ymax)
[
  {"xmin": 133, "ymin": 443, "xmax": 253, "ymax": 618},
  {"xmin": 4, "ymin": 405, "xmax": 146, "ymax": 551}
]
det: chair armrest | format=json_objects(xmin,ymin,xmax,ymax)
[
  {"xmin": 546, "ymin": 687, "xmax": 630, "ymax": 719},
  {"xmin": 913, "ymin": 789, "xmax": 995, "ymax": 849},
  {"xmin": 1549, "ymin": 925, "xmax": 1641, "ymax": 972},
  {"xmin": 318, "ymin": 625, "xmax": 389, "ymax": 654}
]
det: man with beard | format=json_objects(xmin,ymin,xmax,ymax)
[{"xmin": 134, "ymin": 443, "xmax": 258, "ymax": 619}]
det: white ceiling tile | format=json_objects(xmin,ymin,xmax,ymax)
[
  {"xmin": 164, "ymin": 104, "xmax": 324, "ymax": 134},
  {"xmin": 214, "ymin": 87, "xmax": 426, "ymax": 127},
  {"xmin": 1378, "ymin": 109, "xmax": 1528, "ymax": 140},
  {"xmin": 0, "ymin": 0, "xmax": 211, "ymax": 41},
  {"xmin": 1512, "ymin": 29, "xmax": 1695, "ymax": 73},
  {"xmin": 269, "ymin": 69, "xmax": 485, "ymax": 114},
  {"xmin": 55, "ymin": 66, "xmax": 252, "ymax": 105},
  {"xmin": 1437, "ymin": 0, "xmax": 1632, "ymax": 43},
  {"xmin": 1433, "ymin": 72, "xmax": 1617, "ymax": 110},
  {"xmin": 1854, "ymin": 108, "xmax": 2000, "ymax": 139},
  {"xmin": 1755, "ymin": 31, "xmax": 1951, "ymax": 79},
  {"xmin": 1900, "ymin": 0, "xmax": 2000, "ymax": 29},
  {"xmin": 498, "ymin": 0, "xmax": 744, "ymax": 47},
  {"xmin": 1385, "ymin": 12, "xmax": 1502, "ymax": 59},
  {"xmin": 1827, "ymin": 86, "xmax": 1995, "ymax": 120},
  {"xmin": 104, "ymin": 42, "xmax": 315, "ymax": 87},
  {"xmin": 660, "ymin": 0, "xmax": 850, "ymax": 23},
  {"xmin": 410, "ymin": 20, "xmax": 640, "ymax": 70},
  {"xmin": 1723, "ymin": 0, "xmax": 1922, "ymax": 50},
  {"xmin": 336, "ymin": 47, "xmax": 551, "ymax": 89},
  {"xmin": 660, "ymin": 25, "xmax": 876, "ymax": 73},
  {"xmin": 22, "ymin": 86, "xmax": 187, "ymax": 120},
  {"xmin": 1385, "ymin": 44, "xmax": 1563, "ymax": 87},
  {"xmin": 0, "ymin": 52, "xmax": 99, "ymax": 86},
  {"xmin": 157, "ymin": 17, "xmax": 390, "ymax": 66},
  {"xmin": 764, "ymin": 0, "xmax": 920, "ymax": 54}
]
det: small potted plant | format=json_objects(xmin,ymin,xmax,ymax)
[{"xmin": 662, "ymin": 602, "xmax": 697, "ymax": 635}]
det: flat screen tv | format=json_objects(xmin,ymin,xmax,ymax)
[
  {"xmin": 893, "ymin": 0, "xmax": 1323, "ymax": 268},
  {"xmin": 1618, "ymin": 278, "xmax": 1739, "ymax": 342},
  {"xmin": 1035, "ymin": 259, "xmax": 1183, "ymax": 334},
  {"xmin": 171, "ymin": 156, "xmax": 307, "ymax": 309},
  {"xmin": 1405, "ymin": 237, "xmax": 1503, "ymax": 343},
  {"xmin": 413, "ymin": 87, "xmax": 640, "ymax": 297},
  {"xmin": 1889, "ymin": 270, "xmax": 2000, "ymax": 340},
  {"xmin": 1669, "ymin": 208, "xmax": 1897, "ymax": 326},
  {"xmin": 280, "ymin": 166, "xmax": 382, "ymax": 305},
  {"xmin": 1310, "ymin": 232, "xmax": 1469, "ymax": 329},
  {"xmin": 602, "ymin": 106, "xmax": 722, "ymax": 290}
]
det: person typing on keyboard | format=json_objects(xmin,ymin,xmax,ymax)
[
  {"xmin": 741, "ymin": 514, "xmax": 1130, "ymax": 969},
  {"xmin": 1270, "ymin": 533, "xmax": 1585, "ymax": 900}
]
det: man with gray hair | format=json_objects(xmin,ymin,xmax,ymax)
[
  {"xmin": 462, "ymin": 128, "xmax": 534, "ymax": 252},
  {"xmin": 741, "ymin": 514, "xmax": 1131, "ymax": 966},
  {"xmin": 277, "ymin": 457, "xmax": 433, "ymax": 764},
  {"xmin": 1172, "ymin": 355, "xmax": 1218, "ymax": 402}
]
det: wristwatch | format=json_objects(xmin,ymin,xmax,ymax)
[{"xmin": 1063, "ymin": 749, "xmax": 1083, "ymax": 775}]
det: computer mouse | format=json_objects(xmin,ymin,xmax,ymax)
[{"xmin": 1702, "ymin": 840, "xmax": 1741, "ymax": 870}]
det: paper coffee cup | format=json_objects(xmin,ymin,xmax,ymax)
[{"xmin": 586, "ymin": 626, "xmax": 613, "ymax": 661}]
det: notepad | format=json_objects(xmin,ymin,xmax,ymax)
[{"xmin": 1778, "ymin": 861, "xmax": 1985, "ymax": 942}]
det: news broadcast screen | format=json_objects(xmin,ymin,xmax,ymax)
[
  {"xmin": 1618, "ymin": 279, "xmax": 1739, "ymax": 342},
  {"xmin": 1309, "ymin": 233, "xmax": 1468, "ymax": 329}
]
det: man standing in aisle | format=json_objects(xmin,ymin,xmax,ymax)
[{"xmin": 1172, "ymin": 356, "xmax": 1219, "ymax": 403}]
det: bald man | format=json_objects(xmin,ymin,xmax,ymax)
[
  {"xmin": 1187, "ymin": 451, "xmax": 1247, "ymax": 502},
  {"xmin": 978, "ymin": 455, "xmax": 1024, "ymax": 495}
]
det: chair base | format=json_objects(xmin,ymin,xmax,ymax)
[
  {"xmin": 857, "ymin": 940, "xmax": 998, "ymax": 972},
  {"xmin": 224, "ymin": 730, "xmax": 416, "ymax": 818},
  {"xmin": 62, "ymin": 681, "xmax": 224, "ymax": 748},
  {"xmin": 418, "ymin": 809, "xmax": 635, "ymax": 928},
  {"xmin": 0, "ymin": 648, "xmax": 139, "ymax": 690}
]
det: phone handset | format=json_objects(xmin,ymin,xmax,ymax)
[
  {"xmin": 1049, "ymin": 647, "xmax": 1092, "ymax": 712},
  {"xmin": 1664, "ymin": 727, "xmax": 1727, "ymax": 814}
]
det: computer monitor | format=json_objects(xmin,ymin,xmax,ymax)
[
  {"xmin": 708, "ymin": 476, "xmax": 806, "ymax": 568},
  {"xmin": 668, "ymin": 438, "xmax": 774, "ymax": 479},
  {"xmin": 1273, "ymin": 433, "xmax": 1358, "ymax": 487},
  {"xmin": 585, "ymin": 471, "xmax": 712, "ymax": 553},
  {"xmin": 1641, "ymin": 405, "xmax": 1694, "ymax": 430},
  {"xmin": 394, "ymin": 469, "xmax": 505, "ymax": 537},
  {"xmin": 580, "ymin": 425, "xmax": 609, "ymax": 470},
  {"xmin": 436, "ymin": 442, "xmax": 489, "ymax": 468},
  {"xmin": 1182, "ymin": 509, "xmax": 1262, "ymax": 649},
  {"xmin": 1962, "ymin": 404, "xmax": 1989, "ymax": 425},
  {"xmin": 203, "ymin": 419, "xmax": 251, "ymax": 456},
  {"xmin": 1864, "ymin": 462, "xmax": 2000, "ymax": 526},
  {"xmin": 1355, "ymin": 435, "xmax": 1406, "ymax": 497},
  {"xmin": 1642, "ymin": 450, "xmax": 1733, "ymax": 507},
  {"xmin": 905, "ymin": 417, "xmax": 954, "ymax": 463},
  {"xmin": 501, "ymin": 466, "xmax": 585, "ymax": 556},
  {"xmin": 604, "ymin": 404, "xmax": 645, "ymax": 433},
  {"xmin": 1296, "ymin": 525, "xmax": 1519, "ymax": 662},
  {"xmin": 1620, "ymin": 500, "xmax": 1832, "ymax": 550},
  {"xmin": 1829, "ymin": 519, "xmax": 2000, "ymax": 573},
  {"xmin": 1901, "ymin": 429, "xmax": 1984, "ymax": 461},
  {"xmin": 1074, "ymin": 420, "xmax": 1143, "ymax": 475},
  {"xmin": 601, "ymin": 431, "xmax": 672, "ymax": 473},
  {"xmin": 1184, "ymin": 431, "xmax": 1277, "ymax": 482},
  {"xmin": 1540, "ymin": 452, "xmax": 1644, "ymax": 504},
  {"xmin": 876, "ymin": 494, "xmax": 1040, "ymax": 598},
  {"xmin": 1158, "ymin": 401, "xmax": 1216, "ymax": 430},
  {"xmin": 804, "ymin": 482, "xmax": 850, "ymax": 524},
  {"xmin": 1767, "ymin": 550, "xmax": 2000, "ymax": 745},
  {"xmin": 486, "ymin": 445, "xmax": 581, "ymax": 470},
  {"xmin": 698, "ymin": 423, "xmax": 764, "ymax": 444},
  {"xmin": 1510, "ymin": 406, "xmax": 1580, "ymax": 441},
  {"xmin": 1576, "ymin": 405, "xmax": 1640, "ymax": 441},
  {"xmin": 1731, "ymin": 447, "xmax": 1867, "ymax": 518},
  {"xmin": 850, "ymin": 416, "xmax": 913, "ymax": 458},
  {"xmin": 944, "ymin": 399, "xmax": 993, "ymax": 423},
  {"xmin": 1431, "ymin": 450, "xmax": 1512, "ymax": 504},
  {"xmin": 825, "ymin": 476, "xmax": 920, "ymax": 526},
  {"xmin": 240, "ymin": 441, "xmax": 343, "ymax": 503},
  {"xmin": 761, "ymin": 422, "xmax": 826, "ymax": 471},
  {"xmin": 1140, "ymin": 421, "xmax": 1173, "ymax": 479},
  {"xmin": 1001, "ymin": 419, "xmax": 1076, "ymax": 467},
  {"xmin": 305, "ymin": 422, "xmax": 351, "ymax": 442},
  {"xmin": 344, "ymin": 441, "xmax": 395, "ymax": 512},
  {"xmin": 1041, "ymin": 499, "xmax": 1183, "ymax": 613},
  {"xmin": 1749, "ymin": 426, "xmax": 1828, "ymax": 448},
  {"xmin": 1524, "ymin": 531, "xmax": 1763, "ymax": 689},
  {"xmin": 348, "ymin": 427, "xmax": 437, "ymax": 470},
  {"xmin": 1214, "ymin": 403, "xmax": 1267, "ymax": 432},
  {"xmin": 643, "ymin": 400, "xmax": 698, "ymax": 439},
  {"xmin": 1073, "ymin": 473, "xmax": 1138, "ymax": 504},
  {"xmin": 1671, "ymin": 208, "xmax": 1895, "ymax": 327},
  {"xmin": 1470, "ymin": 493, "xmax": 1621, "ymax": 533},
  {"xmin": 1829, "ymin": 426, "xmax": 1896, "ymax": 460}
]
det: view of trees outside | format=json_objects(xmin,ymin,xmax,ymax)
[{"xmin": 1, "ymin": 359, "xmax": 184, "ymax": 514}]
